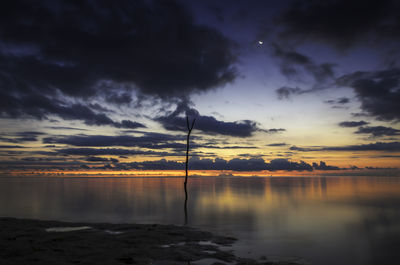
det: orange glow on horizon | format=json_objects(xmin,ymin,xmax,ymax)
[{"xmin": 2, "ymin": 168, "xmax": 399, "ymax": 177}]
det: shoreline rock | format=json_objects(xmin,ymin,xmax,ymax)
[{"xmin": 0, "ymin": 217, "xmax": 301, "ymax": 265}]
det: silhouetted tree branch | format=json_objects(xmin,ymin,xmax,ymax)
[
  {"xmin": 185, "ymin": 116, "xmax": 196, "ymax": 185},
  {"xmin": 184, "ymin": 116, "xmax": 195, "ymax": 225}
]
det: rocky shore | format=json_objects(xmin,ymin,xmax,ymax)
[{"xmin": 0, "ymin": 217, "xmax": 301, "ymax": 265}]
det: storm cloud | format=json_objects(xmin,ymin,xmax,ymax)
[
  {"xmin": 273, "ymin": 0, "xmax": 400, "ymax": 106},
  {"xmin": 43, "ymin": 133, "xmax": 183, "ymax": 149},
  {"xmin": 0, "ymin": 92, "xmax": 145, "ymax": 128},
  {"xmin": 0, "ymin": 0, "xmax": 237, "ymax": 124},
  {"xmin": 278, "ymin": 0, "xmax": 400, "ymax": 49},
  {"xmin": 336, "ymin": 68, "xmax": 400, "ymax": 121},
  {"xmin": 155, "ymin": 100, "xmax": 262, "ymax": 137},
  {"xmin": 339, "ymin": 121, "xmax": 370, "ymax": 128},
  {"xmin": 355, "ymin": 126, "xmax": 400, "ymax": 137},
  {"xmin": 272, "ymin": 44, "xmax": 335, "ymax": 84}
]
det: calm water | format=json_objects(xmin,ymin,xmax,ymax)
[{"xmin": 1, "ymin": 176, "xmax": 400, "ymax": 265}]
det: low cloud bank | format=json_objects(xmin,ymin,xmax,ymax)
[{"xmin": 106, "ymin": 157, "xmax": 342, "ymax": 172}]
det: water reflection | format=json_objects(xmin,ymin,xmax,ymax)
[{"xmin": 0, "ymin": 176, "xmax": 399, "ymax": 265}]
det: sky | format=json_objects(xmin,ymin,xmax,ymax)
[{"xmin": 0, "ymin": 0, "xmax": 399, "ymax": 176}]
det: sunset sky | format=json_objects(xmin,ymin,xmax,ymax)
[{"xmin": 1, "ymin": 0, "xmax": 399, "ymax": 175}]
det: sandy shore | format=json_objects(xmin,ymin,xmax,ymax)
[{"xmin": 0, "ymin": 217, "xmax": 301, "ymax": 265}]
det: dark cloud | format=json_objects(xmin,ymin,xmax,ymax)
[
  {"xmin": 272, "ymin": 44, "xmax": 335, "ymax": 83},
  {"xmin": 267, "ymin": 143, "xmax": 287, "ymax": 146},
  {"xmin": 86, "ymin": 156, "xmax": 110, "ymax": 162},
  {"xmin": 43, "ymin": 133, "xmax": 258, "ymax": 152},
  {"xmin": 104, "ymin": 92, "xmax": 133, "ymax": 105},
  {"xmin": 355, "ymin": 126, "xmax": 400, "ymax": 137},
  {"xmin": 312, "ymin": 161, "xmax": 340, "ymax": 170},
  {"xmin": 339, "ymin": 121, "xmax": 370, "ymax": 127},
  {"xmin": 197, "ymin": 145, "xmax": 257, "ymax": 150},
  {"xmin": 276, "ymin": 86, "xmax": 303, "ymax": 99},
  {"xmin": 0, "ymin": 145, "xmax": 26, "ymax": 149},
  {"xmin": 0, "ymin": 131, "xmax": 46, "ymax": 143},
  {"xmin": 86, "ymin": 156, "xmax": 119, "ymax": 163},
  {"xmin": 20, "ymin": 157, "xmax": 67, "ymax": 163},
  {"xmin": 16, "ymin": 131, "xmax": 45, "ymax": 136},
  {"xmin": 325, "ymin": 97, "xmax": 350, "ymax": 105},
  {"xmin": 88, "ymin": 103, "xmax": 112, "ymax": 113},
  {"xmin": 336, "ymin": 68, "xmax": 400, "ymax": 121},
  {"xmin": 0, "ymin": 91, "xmax": 145, "ymax": 128},
  {"xmin": 370, "ymin": 155, "xmax": 400, "ymax": 158},
  {"xmin": 291, "ymin": 142, "xmax": 400, "ymax": 152},
  {"xmin": 207, "ymin": 4, "xmax": 225, "ymax": 23},
  {"xmin": 120, "ymin": 157, "xmax": 328, "ymax": 172},
  {"xmin": 14, "ymin": 131, "xmax": 46, "ymax": 142},
  {"xmin": 57, "ymin": 148, "xmax": 175, "ymax": 157},
  {"xmin": 336, "ymin": 97, "xmax": 350, "ymax": 104},
  {"xmin": 237, "ymin": 153, "xmax": 263, "ymax": 158},
  {"xmin": 43, "ymin": 133, "xmax": 182, "ymax": 149},
  {"xmin": 115, "ymin": 120, "xmax": 146, "ymax": 129},
  {"xmin": 272, "ymin": 44, "xmax": 336, "ymax": 99},
  {"xmin": 0, "ymin": 136, "xmax": 19, "ymax": 144},
  {"xmin": 0, "ymin": 148, "xmax": 348, "ymax": 172},
  {"xmin": 0, "ymin": 0, "xmax": 237, "ymax": 126},
  {"xmin": 271, "ymin": 0, "xmax": 400, "ymax": 103},
  {"xmin": 278, "ymin": 0, "xmax": 400, "ymax": 49},
  {"xmin": 45, "ymin": 126, "xmax": 88, "ymax": 131},
  {"xmin": 226, "ymin": 158, "xmax": 268, "ymax": 171},
  {"xmin": 109, "ymin": 158, "xmax": 119, "ymax": 163},
  {"xmin": 127, "ymin": 159, "xmax": 183, "ymax": 171},
  {"xmin": 0, "ymin": 0, "xmax": 236, "ymax": 97},
  {"xmin": 229, "ymin": 157, "xmax": 313, "ymax": 171},
  {"xmin": 265, "ymin": 128, "xmax": 286, "ymax": 133},
  {"xmin": 156, "ymin": 100, "xmax": 262, "ymax": 137},
  {"xmin": 266, "ymin": 158, "xmax": 312, "ymax": 171}
]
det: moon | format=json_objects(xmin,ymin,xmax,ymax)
[{"xmin": 258, "ymin": 40, "xmax": 263, "ymax": 45}]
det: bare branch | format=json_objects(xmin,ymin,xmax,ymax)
[
  {"xmin": 190, "ymin": 118, "xmax": 196, "ymax": 131},
  {"xmin": 184, "ymin": 115, "xmax": 196, "ymax": 225}
]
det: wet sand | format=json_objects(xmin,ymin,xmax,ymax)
[{"xmin": 0, "ymin": 217, "xmax": 300, "ymax": 265}]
